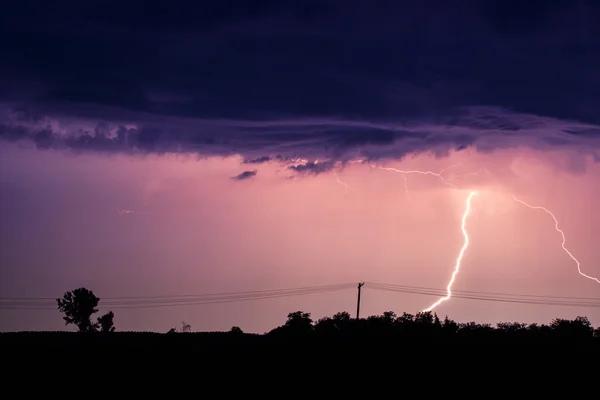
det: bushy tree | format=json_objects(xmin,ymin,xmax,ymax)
[
  {"xmin": 550, "ymin": 316, "xmax": 593, "ymax": 338},
  {"xmin": 285, "ymin": 311, "xmax": 313, "ymax": 332},
  {"xmin": 382, "ymin": 311, "xmax": 397, "ymax": 323},
  {"xmin": 397, "ymin": 312, "xmax": 414, "ymax": 324},
  {"xmin": 442, "ymin": 315, "xmax": 458, "ymax": 334},
  {"xmin": 331, "ymin": 311, "xmax": 351, "ymax": 329},
  {"xmin": 332, "ymin": 311, "xmax": 351, "ymax": 321},
  {"xmin": 56, "ymin": 287, "xmax": 116, "ymax": 332},
  {"xmin": 97, "ymin": 311, "xmax": 115, "ymax": 332},
  {"xmin": 433, "ymin": 313, "xmax": 442, "ymax": 330},
  {"xmin": 56, "ymin": 288, "xmax": 100, "ymax": 332},
  {"xmin": 230, "ymin": 326, "xmax": 243, "ymax": 334}
]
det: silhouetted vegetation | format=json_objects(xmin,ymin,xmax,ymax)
[
  {"xmin": 97, "ymin": 311, "xmax": 115, "ymax": 332},
  {"xmin": 3, "ymin": 308, "xmax": 599, "ymax": 353},
  {"xmin": 3, "ymin": 286, "xmax": 599, "ymax": 374},
  {"xmin": 56, "ymin": 288, "xmax": 115, "ymax": 332},
  {"xmin": 263, "ymin": 310, "xmax": 599, "ymax": 346},
  {"xmin": 46, "ymin": 287, "xmax": 600, "ymax": 347},
  {"xmin": 181, "ymin": 321, "xmax": 192, "ymax": 333}
]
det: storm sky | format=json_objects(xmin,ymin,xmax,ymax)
[{"xmin": 1, "ymin": 0, "xmax": 599, "ymax": 332}]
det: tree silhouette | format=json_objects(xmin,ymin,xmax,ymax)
[
  {"xmin": 415, "ymin": 311, "xmax": 434, "ymax": 325},
  {"xmin": 284, "ymin": 311, "xmax": 313, "ymax": 334},
  {"xmin": 433, "ymin": 313, "xmax": 442, "ymax": 330},
  {"xmin": 331, "ymin": 311, "xmax": 351, "ymax": 330},
  {"xmin": 442, "ymin": 315, "xmax": 458, "ymax": 334},
  {"xmin": 332, "ymin": 311, "xmax": 351, "ymax": 321},
  {"xmin": 397, "ymin": 312, "xmax": 414, "ymax": 324},
  {"xmin": 230, "ymin": 326, "xmax": 243, "ymax": 334},
  {"xmin": 550, "ymin": 316, "xmax": 593, "ymax": 339},
  {"xmin": 42, "ymin": 298, "xmax": 600, "ymax": 353},
  {"xmin": 97, "ymin": 311, "xmax": 115, "ymax": 332},
  {"xmin": 56, "ymin": 288, "xmax": 100, "ymax": 332},
  {"xmin": 382, "ymin": 311, "xmax": 397, "ymax": 323},
  {"xmin": 314, "ymin": 311, "xmax": 352, "ymax": 335}
]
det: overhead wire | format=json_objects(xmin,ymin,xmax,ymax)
[
  {"xmin": 0, "ymin": 283, "xmax": 356, "ymax": 310},
  {"xmin": 0, "ymin": 283, "xmax": 356, "ymax": 301},
  {"xmin": 365, "ymin": 282, "xmax": 600, "ymax": 301},
  {"xmin": 365, "ymin": 282, "xmax": 600, "ymax": 308},
  {"xmin": 2, "ymin": 281, "xmax": 599, "ymax": 311}
]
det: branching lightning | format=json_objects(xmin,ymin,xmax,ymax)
[
  {"xmin": 117, "ymin": 208, "xmax": 151, "ymax": 216},
  {"xmin": 513, "ymin": 196, "xmax": 600, "ymax": 285},
  {"xmin": 376, "ymin": 166, "xmax": 458, "ymax": 189},
  {"xmin": 301, "ymin": 156, "xmax": 597, "ymax": 313},
  {"xmin": 375, "ymin": 162, "xmax": 599, "ymax": 311},
  {"xmin": 372, "ymin": 163, "xmax": 482, "ymax": 311},
  {"xmin": 423, "ymin": 191, "xmax": 478, "ymax": 312},
  {"xmin": 334, "ymin": 171, "xmax": 352, "ymax": 194},
  {"xmin": 117, "ymin": 208, "xmax": 135, "ymax": 215}
]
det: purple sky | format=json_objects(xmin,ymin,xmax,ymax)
[{"xmin": 1, "ymin": 1, "xmax": 600, "ymax": 332}]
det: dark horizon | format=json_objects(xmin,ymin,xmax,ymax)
[
  {"xmin": 2, "ymin": 283, "xmax": 599, "ymax": 334},
  {"xmin": 4, "ymin": 285, "xmax": 600, "ymax": 337}
]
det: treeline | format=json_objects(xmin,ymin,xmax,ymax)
[
  {"xmin": 2, "ymin": 310, "xmax": 600, "ymax": 357},
  {"xmin": 268, "ymin": 310, "xmax": 600, "ymax": 344},
  {"xmin": 5, "ymin": 287, "xmax": 599, "ymax": 347}
]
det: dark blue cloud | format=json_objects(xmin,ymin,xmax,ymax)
[
  {"xmin": 288, "ymin": 160, "xmax": 336, "ymax": 175},
  {"xmin": 1, "ymin": 0, "xmax": 600, "ymax": 171},
  {"xmin": 243, "ymin": 156, "xmax": 272, "ymax": 164},
  {"xmin": 2, "ymin": 0, "xmax": 599, "ymax": 122},
  {"xmin": 232, "ymin": 170, "xmax": 257, "ymax": 180}
]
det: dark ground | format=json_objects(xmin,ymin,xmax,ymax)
[
  {"xmin": 2, "ymin": 331, "xmax": 598, "ymax": 385},
  {"xmin": 3, "ymin": 312, "xmax": 599, "ymax": 393}
]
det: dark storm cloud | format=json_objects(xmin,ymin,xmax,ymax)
[
  {"xmin": 243, "ymin": 156, "xmax": 272, "ymax": 164},
  {"xmin": 232, "ymin": 170, "xmax": 257, "ymax": 180},
  {"xmin": 2, "ymin": 0, "xmax": 600, "ymax": 168},
  {"xmin": 2, "ymin": 103, "xmax": 600, "ymax": 167},
  {"xmin": 288, "ymin": 160, "xmax": 336, "ymax": 175}
]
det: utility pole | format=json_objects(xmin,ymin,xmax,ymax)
[{"xmin": 356, "ymin": 282, "xmax": 365, "ymax": 319}]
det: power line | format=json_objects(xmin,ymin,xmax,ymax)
[
  {"xmin": 5, "ymin": 280, "xmax": 598, "ymax": 302},
  {"xmin": 365, "ymin": 282, "xmax": 600, "ymax": 301},
  {"xmin": 2, "ymin": 281, "xmax": 599, "ymax": 311},
  {"xmin": 366, "ymin": 283, "xmax": 600, "ymax": 308},
  {"xmin": 366, "ymin": 282, "xmax": 600, "ymax": 303},
  {"xmin": 0, "ymin": 283, "xmax": 356, "ymax": 310},
  {"xmin": 0, "ymin": 283, "xmax": 356, "ymax": 301},
  {"xmin": 0, "ymin": 285, "xmax": 355, "ymax": 308}
]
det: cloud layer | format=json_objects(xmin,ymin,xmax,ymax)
[
  {"xmin": 2, "ymin": 103, "xmax": 600, "ymax": 168},
  {"xmin": 2, "ymin": 1, "xmax": 600, "ymax": 171}
]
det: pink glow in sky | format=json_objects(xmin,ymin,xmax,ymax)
[{"xmin": 1, "ymin": 143, "xmax": 599, "ymax": 333}]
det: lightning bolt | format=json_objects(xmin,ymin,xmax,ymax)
[
  {"xmin": 513, "ymin": 196, "xmax": 600, "ymax": 285},
  {"xmin": 376, "ymin": 166, "xmax": 458, "ymax": 189},
  {"xmin": 117, "ymin": 208, "xmax": 135, "ymax": 215},
  {"xmin": 334, "ymin": 171, "xmax": 352, "ymax": 194},
  {"xmin": 117, "ymin": 208, "xmax": 151, "ymax": 216},
  {"xmin": 401, "ymin": 173, "xmax": 410, "ymax": 199},
  {"xmin": 375, "ymin": 164, "xmax": 457, "ymax": 200},
  {"xmin": 438, "ymin": 162, "xmax": 464, "ymax": 176},
  {"xmin": 423, "ymin": 191, "xmax": 478, "ymax": 312},
  {"xmin": 375, "ymin": 160, "xmax": 598, "ymax": 312},
  {"xmin": 376, "ymin": 163, "xmax": 475, "ymax": 311}
]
